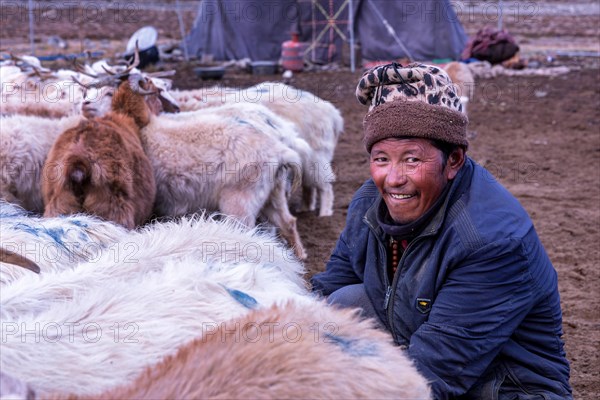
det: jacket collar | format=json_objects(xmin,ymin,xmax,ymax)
[{"xmin": 363, "ymin": 157, "xmax": 475, "ymax": 241}]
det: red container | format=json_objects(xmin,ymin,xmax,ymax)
[{"xmin": 281, "ymin": 33, "xmax": 305, "ymax": 72}]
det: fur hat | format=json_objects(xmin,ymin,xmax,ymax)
[{"xmin": 356, "ymin": 62, "xmax": 468, "ymax": 152}]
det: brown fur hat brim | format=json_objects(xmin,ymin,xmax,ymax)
[{"xmin": 363, "ymin": 100, "xmax": 469, "ymax": 152}]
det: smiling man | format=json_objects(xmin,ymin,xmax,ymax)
[{"xmin": 310, "ymin": 63, "xmax": 572, "ymax": 400}]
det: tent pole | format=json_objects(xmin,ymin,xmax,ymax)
[
  {"xmin": 28, "ymin": 0, "xmax": 35, "ymax": 54},
  {"xmin": 176, "ymin": 0, "xmax": 190, "ymax": 61},
  {"xmin": 498, "ymin": 0, "xmax": 503, "ymax": 31},
  {"xmin": 349, "ymin": 0, "xmax": 355, "ymax": 72}
]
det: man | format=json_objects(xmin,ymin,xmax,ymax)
[{"xmin": 311, "ymin": 63, "xmax": 572, "ymax": 399}]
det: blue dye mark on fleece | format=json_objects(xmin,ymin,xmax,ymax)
[
  {"xmin": 44, "ymin": 227, "xmax": 68, "ymax": 250},
  {"xmin": 0, "ymin": 209, "xmax": 25, "ymax": 219},
  {"xmin": 221, "ymin": 285, "xmax": 259, "ymax": 309},
  {"xmin": 68, "ymin": 219, "xmax": 91, "ymax": 241},
  {"xmin": 0, "ymin": 201, "xmax": 27, "ymax": 218},
  {"xmin": 233, "ymin": 117, "xmax": 252, "ymax": 126},
  {"xmin": 324, "ymin": 333, "xmax": 378, "ymax": 357},
  {"xmin": 12, "ymin": 222, "xmax": 40, "ymax": 237},
  {"xmin": 68, "ymin": 219, "xmax": 88, "ymax": 229},
  {"xmin": 262, "ymin": 115, "xmax": 277, "ymax": 130}
]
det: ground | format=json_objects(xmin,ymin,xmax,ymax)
[{"xmin": 1, "ymin": 1, "xmax": 599, "ymax": 398}]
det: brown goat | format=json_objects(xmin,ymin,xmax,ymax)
[{"xmin": 41, "ymin": 75, "xmax": 158, "ymax": 229}]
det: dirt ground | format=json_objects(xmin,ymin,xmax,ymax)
[{"xmin": 1, "ymin": 1, "xmax": 599, "ymax": 398}]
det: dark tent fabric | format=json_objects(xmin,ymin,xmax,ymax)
[
  {"xmin": 185, "ymin": 0, "xmax": 301, "ymax": 61},
  {"xmin": 355, "ymin": 0, "xmax": 467, "ymax": 61},
  {"xmin": 184, "ymin": 0, "xmax": 467, "ymax": 64}
]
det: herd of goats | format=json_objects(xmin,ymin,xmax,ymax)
[{"xmin": 0, "ymin": 48, "xmax": 474, "ymax": 399}]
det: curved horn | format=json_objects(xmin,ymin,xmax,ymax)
[
  {"xmin": 73, "ymin": 59, "xmax": 98, "ymax": 78},
  {"xmin": 128, "ymin": 74, "xmax": 157, "ymax": 95},
  {"xmin": 101, "ymin": 64, "xmax": 119, "ymax": 75},
  {"xmin": 28, "ymin": 64, "xmax": 54, "ymax": 80},
  {"xmin": 0, "ymin": 248, "xmax": 40, "ymax": 274},
  {"xmin": 98, "ymin": 42, "xmax": 141, "ymax": 80},
  {"xmin": 72, "ymin": 75, "xmax": 119, "ymax": 89},
  {"xmin": 127, "ymin": 41, "xmax": 141, "ymax": 72}
]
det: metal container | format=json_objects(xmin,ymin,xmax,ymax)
[
  {"xmin": 250, "ymin": 61, "xmax": 278, "ymax": 75},
  {"xmin": 195, "ymin": 66, "xmax": 225, "ymax": 80}
]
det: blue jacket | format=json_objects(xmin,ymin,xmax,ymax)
[{"xmin": 311, "ymin": 158, "xmax": 572, "ymax": 399}]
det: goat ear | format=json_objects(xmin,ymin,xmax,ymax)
[{"xmin": 128, "ymin": 74, "xmax": 156, "ymax": 95}]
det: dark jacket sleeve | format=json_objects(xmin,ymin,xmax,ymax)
[
  {"xmin": 408, "ymin": 237, "xmax": 536, "ymax": 399},
  {"xmin": 310, "ymin": 180, "xmax": 378, "ymax": 295},
  {"xmin": 310, "ymin": 227, "xmax": 362, "ymax": 295}
]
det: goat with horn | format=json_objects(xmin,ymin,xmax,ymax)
[{"xmin": 41, "ymin": 46, "xmax": 177, "ymax": 228}]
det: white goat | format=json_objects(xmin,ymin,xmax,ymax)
[
  {"xmin": 2, "ymin": 302, "xmax": 431, "ymax": 400},
  {"xmin": 108, "ymin": 301, "xmax": 432, "ymax": 400},
  {"xmin": 170, "ymin": 82, "xmax": 344, "ymax": 217},
  {"xmin": 0, "ymin": 114, "xmax": 82, "ymax": 212},
  {"xmin": 141, "ymin": 107, "xmax": 307, "ymax": 259},
  {"xmin": 1, "ymin": 208, "xmax": 309, "ymax": 396},
  {"xmin": 1, "ymin": 203, "xmax": 430, "ymax": 400},
  {"xmin": 0, "ymin": 55, "xmax": 146, "ymax": 118},
  {"xmin": 0, "ymin": 201, "xmax": 128, "ymax": 285},
  {"xmin": 159, "ymin": 101, "xmax": 313, "ymax": 191},
  {"xmin": 443, "ymin": 61, "xmax": 475, "ymax": 115},
  {"xmin": 0, "ymin": 71, "xmax": 89, "ymax": 118}
]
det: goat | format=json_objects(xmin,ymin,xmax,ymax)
[
  {"xmin": 1, "ymin": 212, "xmax": 309, "ymax": 396},
  {"xmin": 443, "ymin": 61, "xmax": 475, "ymax": 115},
  {"xmin": 0, "ymin": 114, "xmax": 82, "ymax": 212},
  {"xmin": 140, "ymin": 106, "xmax": 307, "ymax": 259},
  {"xmin": 170, "ymin": 82, "xmax": 344, "ymax": 217},
  {"xmin": 0, "ymin": 70, "xmax": 177, "ymax": 214},
  {"xmin": 43, "ymin": 302, "xmax": 427, "ymax": 399},
  {"xmin": 40, "ymin": 70, "xmax": 160, "ymax": 229},
  {"xmin": 2, "ymin": 302, "xmax": 431, "ymax": 400},
  {"xmin": 159, "ymin": 100, "xmax": 313, "ymax": 195},
  {"xmin": 1, "ymin": 303, "xmax": 431, "ymax": 399},
  {"xmin": 0, "ymin": 200, "xmax": 128, "ymax": 286},
  {"xmin": 1, "ymin": 203, "xmax": 430, "ymax": 399},
  {"xmin": 1, "ymin": 249, "xmax": 429, "ymax": 399},
  {"xmin": 0, "ymin": 63, "xmax": 90, "ymax": 118}
]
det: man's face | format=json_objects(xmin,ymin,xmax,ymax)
[{"xmin": 369, "ymin": 138, "xmax": 463, "ymax": 224}]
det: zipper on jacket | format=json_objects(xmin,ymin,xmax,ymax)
[
  {"xmin": 383, "ymin": 285, "xmax": 392, "ymax": 309},
  {"xmin": 386, "ymin": 236, "xmax": 426, "ymax": 339}
]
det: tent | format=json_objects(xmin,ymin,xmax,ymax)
[{"xmin": 183, "ymin": 0, "xmax": 467, "ymax": 66}]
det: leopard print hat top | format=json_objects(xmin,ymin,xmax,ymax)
[
  {"xmin": 356, "ymin": 62, "xmax": 468, "ymax": 152},
  {"xmin": 356, "ymin": 62, "xmax": 463, "ymax": 112}
]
